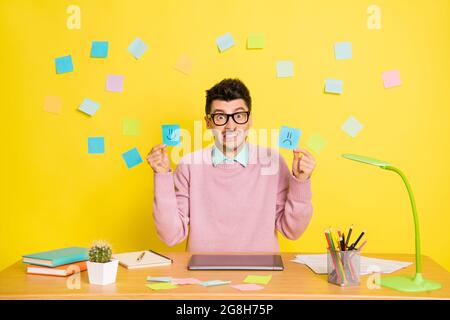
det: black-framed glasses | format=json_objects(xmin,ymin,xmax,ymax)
[{"xmin": 208, "ymin": 111, "xmax": 250, "ymax": 126}]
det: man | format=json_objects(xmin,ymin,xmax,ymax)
[{"xmin": 147, "ymin": 78, "xmax": 316, "ymax": 252}]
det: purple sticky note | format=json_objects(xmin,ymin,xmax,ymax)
[
  {"xmin": 382, "ymin": 70, "xmax": 402, "ymax": 88},
  {"xmin": 106, "ymin": 75, "xmax": 124, "ymax": 92}
]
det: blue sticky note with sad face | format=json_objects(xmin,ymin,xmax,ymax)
[
  {"xmin": 162, "ymin": 124, "xmax": 181, "ymax": 146},
  {"xmin": 278, "ymin": 126, "xmax": 301, "ymax": 150}
]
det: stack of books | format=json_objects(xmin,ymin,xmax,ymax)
[{"xmin": 22, "ymin": 247, "xmax": 89, "ymax": 277}]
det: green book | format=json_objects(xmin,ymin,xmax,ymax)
[{"xmin": 22, "ymin": 247, "xmax": 88, "ymax": 267}]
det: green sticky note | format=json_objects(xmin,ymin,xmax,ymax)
[
  {"xmin": 247, "ymin": 33, "xmax": 264, "ymax": 49},
  {"xmin": 146, "ymin": 283, "xmax": 177, "ymax": 290},
  {"xmin": 306, "ymin": 133, "xmax": 327, "ymax": 154},
  {"xmin": 123, "ymin": 119, "xmax": 139, "ymax": 136},
  {"xmin": 244, "ymin": 275, "xmax": 272, "ymax": 285}
]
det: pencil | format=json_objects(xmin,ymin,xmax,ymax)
[
  {"xmin": 345, "ymin": 225, "xmax": 353, "ymax": 249},
  {"xmin": 350, "ymin": 229, "xmax": 366, "ymax": 250},
  {"xmin": 357, "ymin": 240, "xmax": 367, "ymax": 251},
  {"xmin": 324, "ymin": 230, "xmax": 341, "ymax": 283},
  {"xmin": 327, "ymin": 230, "xmax": 346, "ymax": 283}
]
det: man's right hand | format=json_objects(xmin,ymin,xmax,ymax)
[{"xmin": 146, "ymin": 144, "xmax": 170, "ymax": 173}]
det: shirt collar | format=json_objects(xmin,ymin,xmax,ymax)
[{"xmin": 211, "ymin": 143, "xmax": 249, "ymax": 167}]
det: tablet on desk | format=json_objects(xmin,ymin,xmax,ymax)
[{"xmin": 188, "ymin": 254, "xmax": 284, "ymax": 271}]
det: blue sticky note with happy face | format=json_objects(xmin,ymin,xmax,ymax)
[
  {"xmin": 55, "ymin": 55, "xmax": 74, "ymax": 74},
  {"xmin": 334, "ymin": 42, "xmax": 352, "ymax": 60},
  {"xmin": 278, "ymin": 126, "xmax": 301, "ymax": 150},
  {"xmin": 162, "ymin": 124, "xmax": 181, "ymax": 146},
  {"xmin": 88, "ymin": 137, "xmax": 105, "ymax": 154},
  {"xmin": 216, "ymin": 32, "xmax": 235, "ymax": 53},
  {"xmin": 122, "ymin": 147, "xmax": 143, "ymax": 169},
  {"xmin": 91, "ymin": 41, "xmax": 109, "ymax": 58},
  {"xmin": 325, "ymin": 79, "xmax": 343, "ymax": 94}
]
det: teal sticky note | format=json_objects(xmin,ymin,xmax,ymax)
[
  {"xmin": 55, "ymin": 55, "xmax": 73, "ymax": 74},
  {"xmin": 325, "ymin": 79, "xmax": 343, "ymax": 94},
  {"xmin": 128, "ymin": 37, "xmax": 148, "ymax": 59},
  {"xmin": 91, "ymin": 41, "xmax": 109, "ymax": 58},
  {"xmin": 199, "ymin": 280, "xmax": 231, "ymax": 287},
  {"xmin": 122, "ymin": 147, "xmax": 143, "ymax": 169},
  {"xmin": 334, "ymin": 42, "xmax": 352, "ymax": 60},
  {"xmin": 146, "ymin": 276, "xmax": 172, "ymax": 283},
  {"xmin": 279, "ymin": 126, "xmax": 301, "ymax": 150},
  {"xmin": 216, "ymin": 32, "xmax": 235, "ymax": 52},
  {"xmin": 162, "ymin": 124, "xmax": 180, "ymax": 146},
  {"xmin": 78, "ymin": 98, "xmax": 100, "ymax": 116},
  {"xmin": 276, "ymin": 61, "xmax": 294, "ymax": 78},
  {"xmin": 88, "ymin": 137, "xmax": 105, "ymax": 154},
  {"xmin": 341, "ymin": 116, "xmax": 364, "ymax": 138}
]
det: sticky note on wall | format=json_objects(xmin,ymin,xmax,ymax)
[
  {"xmin": 341, "ymin": 115, "xmax": 364, "ymax": 138},
  {"xmin": 306, "ymin": 133, "xmax": 327, "ymax": 154},
  {"xmin": 106, "ymin": 75, "xmax": 124, "ymax": 92},
  {"xmin": 382, "ymin": 70, "xmax": 402, "ymax": 88},
  {"xmin": 334, "ymin": 42, "xmax": 352, "ymax": 60},
  {"xmin": 123, "ymin": 119, "xmax": 139, "ymax": 136},
  {"xmin": 128, "ymin": 37, "xmax": 148, "ymax": 59},
  {"xmin": 278, "ymin": 126, "xmax": 301, "ymax": 150},
  {"xmin": 247, "ymin": 33, "xmax": 264, "ymax": 49},
  {"xmin": 78, "ymin": 98, "xmax": 100, "ymax": 116},
  {"xmin": 88, "ymin": 137, "xmax": 105, "ymax": 154},
  {"xmin": 122, "ymin": 147, "xmax": 143, "ymax": 169},
  {"xmin": 276, "ymin": 61, "xmax": 294, "ymax": 78},
  {"xmin": 162, "ymin": 124, "xmax": 181, "ymax": 146},
  {"xmin": 325, "ymin": 79, "xmax": 343, "ymax": 94},
  {"xmin": 55, "ymin": 55, "xmax": 74, "ymax": 74},
  {"xmin": 216, "ymin": 32, "xmax": 235, "ymax": 52},
  {"xmin": 91, "ymin": 41, "xmax": 109, "ymax": 58},
  {"xmin": 44, "ymin": 96, "xmax": 62, "ymax": 114}
]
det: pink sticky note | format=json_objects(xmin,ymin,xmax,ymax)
[
  {"xmin": 382, "ymin": 70, "xmax": 402, "ymax": 88},
  {"xmin": 106, "ymin": 75, "xmax": 124, "ymax": 92},
  {"xmin": 231, "ymin": 284, "xmax": 265, "ymax": 291},
  {"xmin": 172, "ymin": 278, "xmax": 201, "ymax": 285}
]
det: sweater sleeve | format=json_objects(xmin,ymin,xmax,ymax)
[
  {"xmin": 275, "ymin": 154, "xmax": 313, "ymax": 240},
  {"xmin": 152, "ymin": 163, "xmax": 190, "ymax": 247}
]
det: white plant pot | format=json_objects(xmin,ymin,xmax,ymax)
[{"xmin": 87, "ymin": 259, "xmax": 119, "ymax": 285}]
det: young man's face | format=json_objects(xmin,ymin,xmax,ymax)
[{"xmin": 205, "ymin": 99, "xmax": 252, "ymax": 153}]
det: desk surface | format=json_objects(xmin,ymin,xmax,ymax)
[{"xmin": 0, "ymin": 252, "xmax": 449, "ymax": 300}]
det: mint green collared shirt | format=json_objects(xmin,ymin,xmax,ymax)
[{"xmin": 211, "ymin": 143, "xmax": 249, "ymax": 167}]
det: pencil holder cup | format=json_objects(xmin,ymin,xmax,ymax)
[{"xmin": 327, "ymin": 249, "xmax": 360, "ymax": 287}]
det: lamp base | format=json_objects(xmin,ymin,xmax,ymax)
[{"xmin": 376, "ymin": 273, "xmax": 442, "ymax": 292}]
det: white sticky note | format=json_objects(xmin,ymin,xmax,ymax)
[
  {"xmin": 342, "ymin": 116, "xmax": 364, "ymax": 137},
  {"xmin": 78, "ymin": 98, "xmax": 100, "ymax": 116}
]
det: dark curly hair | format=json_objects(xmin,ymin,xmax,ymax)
[{"xmin": 205, "ymin": 78, "xmax": 252, "ymax": 114}]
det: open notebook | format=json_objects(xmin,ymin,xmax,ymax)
[{"xmin": 112, "ymin": 250, "xmax": 173, "ymax": 269}]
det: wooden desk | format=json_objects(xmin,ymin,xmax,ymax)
[{"xmin": 0, "ymin": 252, "xmax": 449, "ymax": 300}]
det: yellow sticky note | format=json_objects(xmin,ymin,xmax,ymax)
[
  {"xmin": 243, "ymin": 275, "xmax": 272, "ymax": 285},
  {"xmin": 146, "ymin": 283, "xmax": 178, "ymax": 290},
  {"xmin": 44, "ymin": 96, "xmax": 62, "ymax": 114},
  {"xmin": 174, "ymin": 53, "xmax": 193, "ymax": 75}
]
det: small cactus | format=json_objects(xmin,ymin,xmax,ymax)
[{"xmin": 89, "ymin": 240, "xmax": 112, "ymax": 263}]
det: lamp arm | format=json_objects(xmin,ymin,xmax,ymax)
[{"xmin": 384, "ymin": 165, "xmax": 421, "ymax": 275}]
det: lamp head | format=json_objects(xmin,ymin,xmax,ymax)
[{"xmin": 341, "ymin": 154, "xmax": 391, "ymax": 169}]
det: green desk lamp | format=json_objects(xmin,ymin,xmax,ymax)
[{"xmin": 341, "ymin": 154, "xmax": 442, "ymax": 292}]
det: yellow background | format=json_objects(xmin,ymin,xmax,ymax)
[{"xmin": 1, "ymin": 0, "xmax": 449, "ymax": 272}]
